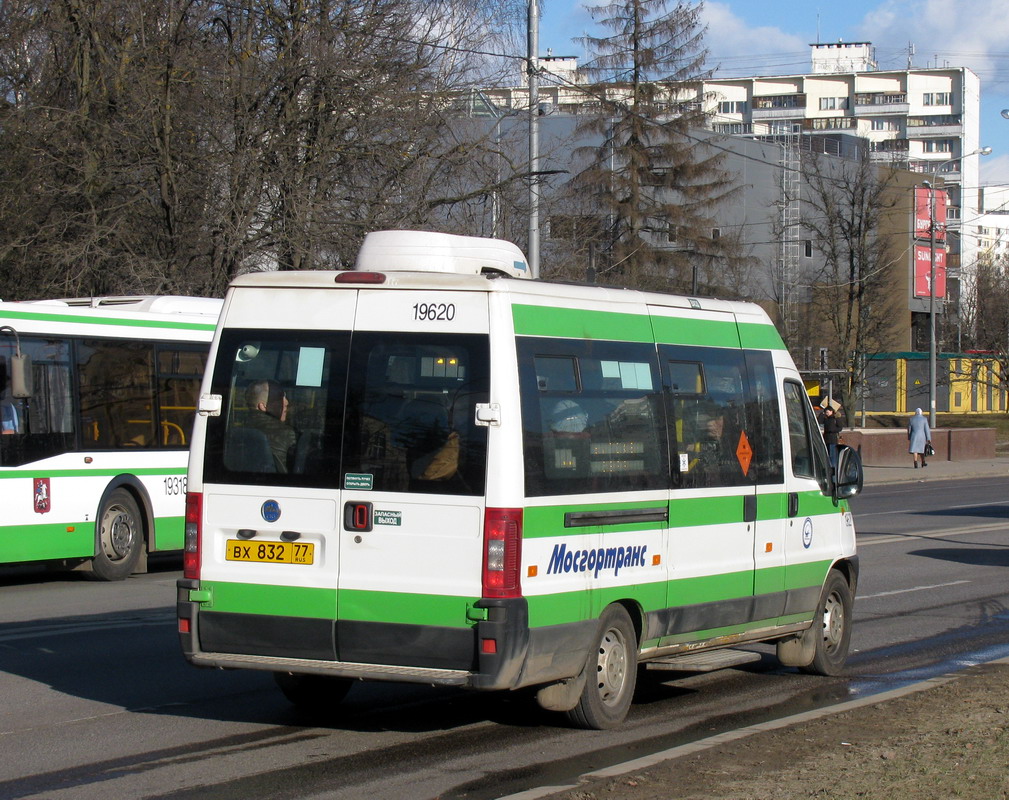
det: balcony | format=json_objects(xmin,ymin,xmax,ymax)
[
  {"xmin": 910, "ymin": 124, "xmax": 963, "ymax": 137},
  {"xmin": 751, "ymin": 94, "xmax": 806, "ymax": 120},
  {"xmin": 853, "ymin": 93, "xmax": 908, "ymax": 115}
]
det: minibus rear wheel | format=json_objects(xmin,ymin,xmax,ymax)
[
  {"xmin": 274, "ymin": 671, "xmax": 353, "ymax": 713},
  {"xmin": 565, "ymin": 604, "xmax": 638, "ymax": 730}
]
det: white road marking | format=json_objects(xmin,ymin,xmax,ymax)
[{"xmin": 860, "ymin": 580, "xmax": 970, "ymax": 600}]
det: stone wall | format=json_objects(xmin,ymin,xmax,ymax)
[{"xmin": 838, "ymin": 428, "xmax": 996, "ymax": 466}]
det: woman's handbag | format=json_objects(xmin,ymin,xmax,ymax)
[{"xmin": 924, "ymin": 442, "xmax": 935, "ymax": 457}]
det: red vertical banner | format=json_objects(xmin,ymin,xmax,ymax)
[
  {"xmin": 914, "ymin": 186, "xmax": 947, "ymax": 242},
  {"xmin": 913, "ymin": 244, "xmax": 947, "ymax": 298}
]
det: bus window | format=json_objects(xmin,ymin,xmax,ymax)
[
  {"xmin": 661, "ymin": 345, "xmax": 783, "ymax": 489},
  {"xmin": 78, "ymin": 340, "xmax": 157, "ymax": 448},
  {"xmin": 520, "ymin": 338, "xmax": 668, "ymax": 497},
  {"xmin": 204, "ymin": 329, "xmax": 349, "ymax": 488},
  {"xmin": 342, "ymin": 332, "xmax": 490, "ymax": 496},
  {"xmin": 0, "ymin": 337, "xmax": 74, "ymax": 467},
  {"xmin": 157, "ymin": 346, "xmax": 209, "ymax": 447}
]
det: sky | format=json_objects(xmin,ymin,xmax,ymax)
[{"xmin": 535, "ymin": 0, "xmax": 1009, "ymax": 185}]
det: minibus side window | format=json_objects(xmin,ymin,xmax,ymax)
[
  {"xmin": 743, "ymin": 350, "xmax": 784, "ymax": 484},
  {"xmin": 519, "ymin": 338, "xmax": 668, "ymax": 497},
  {"xmin": 784, "ymin": 381, "xmax": 815, "ymax": 478},
  {"xmin": 662, "ymin": 346, "xmax": 752, "ymax": 488}
]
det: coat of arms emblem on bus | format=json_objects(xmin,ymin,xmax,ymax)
[{"xmin": 33, "ymin": 478, "xmax": 51, "ymax": 514}]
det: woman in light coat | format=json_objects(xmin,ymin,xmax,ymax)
[{"xmin": 908, "ymin": 408, "xmax": 931, "ymax": 468}]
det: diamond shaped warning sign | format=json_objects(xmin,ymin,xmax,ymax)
[{"xmin": 736, "ymin": 430, "xmax": 752, "ymax": 476}]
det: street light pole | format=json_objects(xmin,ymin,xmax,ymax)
[
  {"xmin": 527, "ymin": 0, "xmax": 540, "ymax": 279},
  {"xmin": 922, "ymin": 146, "xmax": 992, "ymax": 431},
  {"xmin": 925, "ymin": 181, "xmax": 938, "ymax": 429}
]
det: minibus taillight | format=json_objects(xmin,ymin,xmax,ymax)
[
  {"xmin": 183, "ymin": 492, "xmax": 202, "ymax": 580},
  {"xmin": 482, "ymin": 507, "xmax": 522, "ymax": 599},
  {"xmin": 334, "ymin": 271, "xmax": 386, "ymax": 284}
]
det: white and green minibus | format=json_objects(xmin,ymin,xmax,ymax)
[
  {"xmin": 0, "ymin": 295, "xmax": 221, "ymax": 580},
  {"xmin": 178, "ymin": 231, "xmax": 862, "ymax": 728}
]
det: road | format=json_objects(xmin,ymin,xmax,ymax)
[{"xmin": 1, "ymin": 476, "xmax": 1008, "ymax": 800}]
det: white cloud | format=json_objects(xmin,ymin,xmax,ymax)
[
  {"xmin": 702, "ymin": 2, "xmax": 809, "ymax": 76},
  {"xmin": 858, "ymin": 0, "xmax": 1009, "ymax": 75},
  {"xmin": 983, "ymin": 154, "xmax": 1009, "ymax": 187}
]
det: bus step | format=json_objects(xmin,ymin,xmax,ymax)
[{"xmin": 645, "ymin": 649, "xmax": 762, "ymax": 673}]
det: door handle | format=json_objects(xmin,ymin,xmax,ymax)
[
  {"xmin": 787, "ymin": 492, "xmax": 799, "ymax": 518},
  {"xmin": 344, "ymin": 501, "xmax": 373, "ymax": 532}
]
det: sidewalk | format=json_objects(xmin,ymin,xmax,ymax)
[{"xmin": 862, "ymin": 454, "xmax": 1009, "ymax": 485}]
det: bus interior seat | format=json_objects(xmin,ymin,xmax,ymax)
[{"xmin": 225, "ymin": 427, "xmax": 276, "ymax": 472}]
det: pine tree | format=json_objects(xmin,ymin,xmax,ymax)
[{"xmin": 565, "ymin": 0, "xmax": 740, "ymax": 293}]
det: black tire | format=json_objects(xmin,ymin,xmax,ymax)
[
  {"xmin": 800, "ymin": 570, "xmax": 853, "ymax": 676},
  {"xmin": 91, "ymin": 489, "xmax": 144, "ymax": 581},
  {"xmin": 565, "ymin": 604, "xmax": 638, "ymax": 730},
  {"xmin": 274, "ymin": 672, "xmax": 353, "ymax": 714}
]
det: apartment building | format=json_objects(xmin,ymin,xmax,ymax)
[
  {"xmin": 705, "ymin": 42, "xmax": 983, "ymax": 317},
  {"xmin": 484, "ymin": 43, "xmax": 983, "ymax": 346}
]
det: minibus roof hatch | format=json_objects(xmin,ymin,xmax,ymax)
[{"xmin": 355, "ymin": 230, "xmax": 531, "ymax": 279}]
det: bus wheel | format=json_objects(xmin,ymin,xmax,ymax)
[
  {"xmin": 274, "ymin": 672, "xmax": 353, "ymax": 713},
  {"xmin": 91, "ymin": 489, "xmax": 144, "ymax": 581},
  {"xmin": 800, "ymin": 570, "xmax": 853, "ymax": 676},
  {"xmin": 565, "ymin": 604, "xmax": 638, "ymax": 730}
]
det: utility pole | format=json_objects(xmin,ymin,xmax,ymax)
[{"xmin": 527, "ymin": 1, "xmax": 540, "ymax": 279}]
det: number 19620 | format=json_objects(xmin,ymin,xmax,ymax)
[{"xmin": 412, "ymin": 302, "xmax": 456, "ymax": 321}]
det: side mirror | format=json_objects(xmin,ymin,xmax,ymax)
[{"xmin": 834, "ymin": 445, "xmax": 863, "ymax": 499}]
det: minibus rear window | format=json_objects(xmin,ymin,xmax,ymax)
[{"xmin": 203, "ymin": 330, "xmax": 350, "ymax": 489}]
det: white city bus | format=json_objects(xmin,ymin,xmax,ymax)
[
  {"xmin": 178, "ymin": 231, "xmax": 862, "ymax": 728},
  {"xmin": 0, "ymin": 295, "xmax": 222, "ymax": 580}
]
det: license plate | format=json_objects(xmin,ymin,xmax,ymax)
[{"xmin": 225, "ymin": 539, "xmax": 315, "ymax": 565}]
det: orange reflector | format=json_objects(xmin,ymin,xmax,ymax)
[
  {"xmin": 178, "ymin": 618, "xmax": 191, "ymax": 634},
  {"xmin": 527, "ymin": 565, "xmax": 538, "ymax": 578},
  {"xmin": 481, "ymin": 638, "xmax": 497, "ymax": 654},
  {"xmin": 765, "ymin": 542, "xmax": 773, "ymax": 553},
  {"xmin": 66, "ymin": 526, "xmax": 75, "ymax": 533},
  {"xmin": 652, "ymin": 554, "xmax": 661, "ymax": 566}
]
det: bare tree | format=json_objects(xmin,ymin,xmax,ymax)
[
  {"xmin": 783, "ymin": 148, "xmax": 906, "ymax": 413},
  {"xmin": 0, "ymin": 0, "xmax": 528, "ymax": 299}
]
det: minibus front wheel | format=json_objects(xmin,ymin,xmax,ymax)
[{"xmin": 565, "ymin": 604, "xmax": 638, "ymax": 730}]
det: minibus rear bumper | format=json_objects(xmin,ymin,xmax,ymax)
[{"xmin": 176, "ymin": 580, "xmax": 537, "ymax": 691}]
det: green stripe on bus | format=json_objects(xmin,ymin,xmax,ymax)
[
  {"xmin": 339, "ymin": 589, "xmax": 475, "ymax": 628},
  {"xmin": 0, "ymin": 308, "xmax": 216, "ymax": 332},
  {"xmin": 202, "ymin": 580, "xmax": 336, "ymax": 619},
  {"xmin": 512, "ymin": 305, "xmax": 654, "ymax": 342},
  {"xmin": 737, "ymin": 321, "xmax": 787, "ymax": 350},
  {"xmin": 202, "ymin": 581, "xmax": 475, "ymax": 627},
  {"xmin": 650, "ymin": 315, "xmax": 740, "ymax": 348},
  {"xmin": 524, "ymin": 501, "xmax": 670, "ymax": 538},
  {"xmin": 524, "ymin": 560, "xmax": 833, "ymax": 628},
  {"xmin": 526, "ymin": 494, "xmax": 842, "ymax": 537},
  {"xmin": 0, "ymin": 521, "xmax": 94, "ymax": 562},
  {"xmin": 153, "ymin": 516, "xmax": 184, "ymax": 551},
  {"xmin": 0, "ymin": 467, "xmax": 186, "ymax": 479}
]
